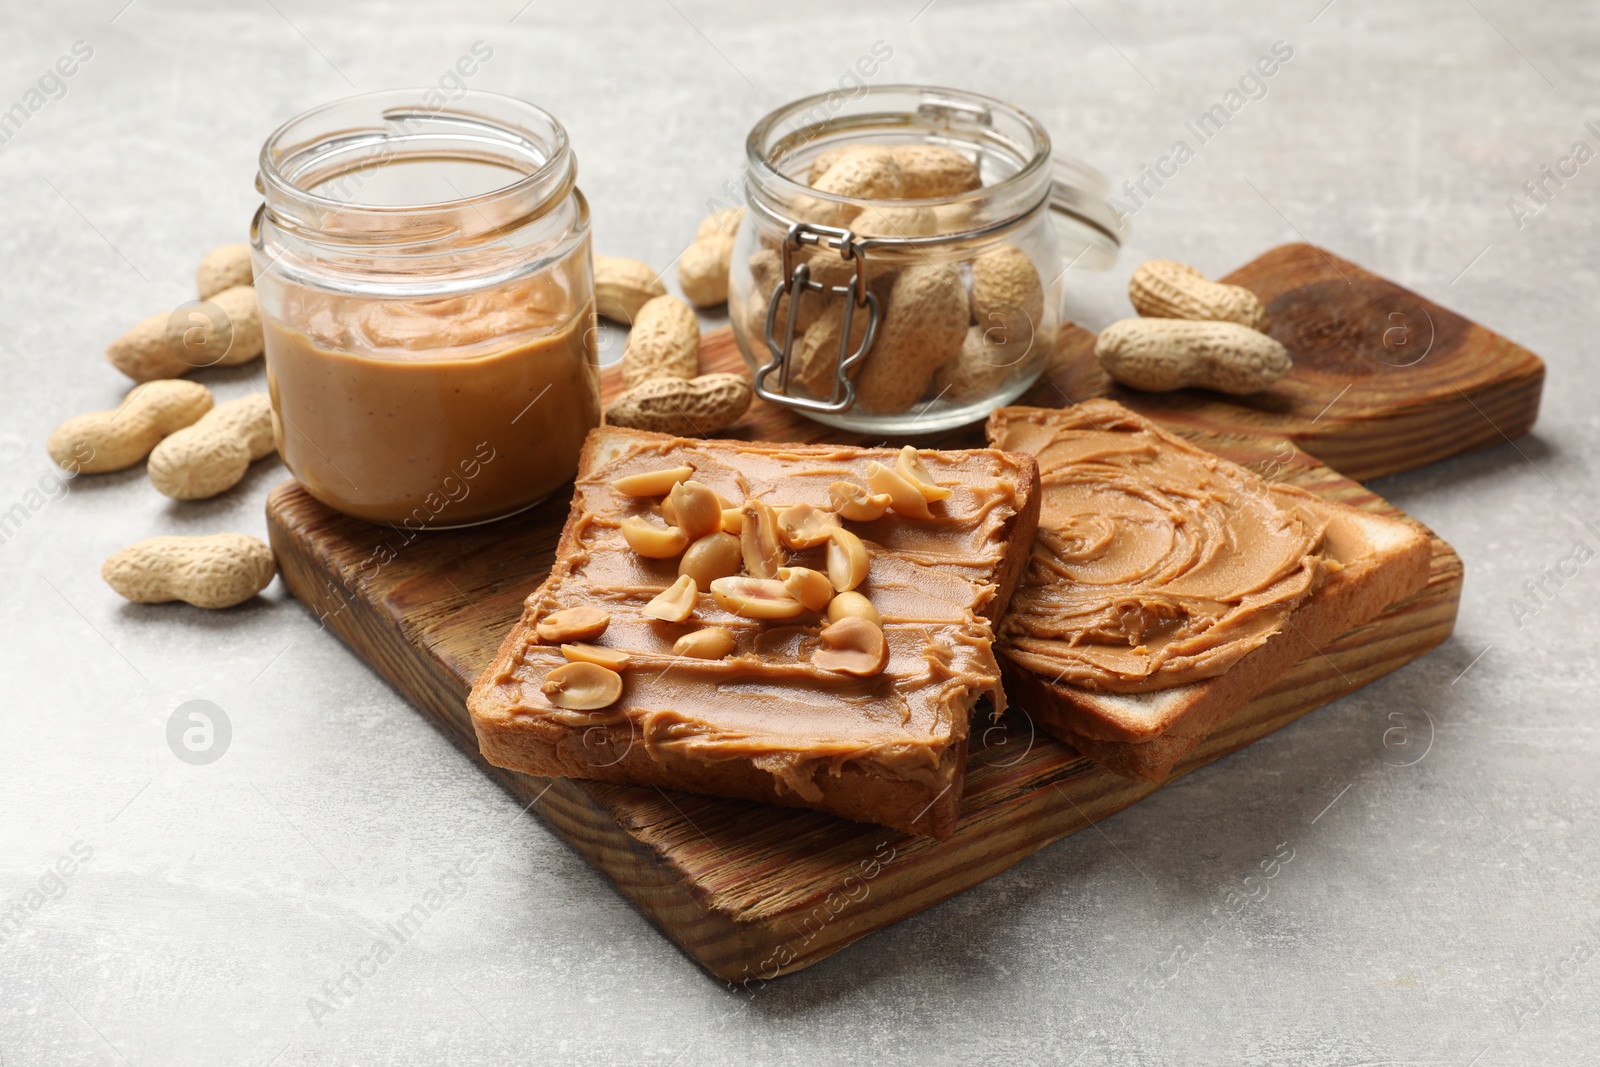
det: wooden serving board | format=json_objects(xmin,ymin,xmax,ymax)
[
  {"xmin": 264, "ymin": 244, "xmax": 1527, "ymax": 982},
  {"xmin": 1053, "ymin": 244, "xmax": 1545, "ymax": 482}
]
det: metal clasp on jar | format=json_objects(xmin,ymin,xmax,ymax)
[
  {"xmin": 754, "ymin": 222, "xmax": 882, "ymax": 415},
  {"xmin": 751, "ymin": 171, "xmax": 1121, "ymax": 418}
]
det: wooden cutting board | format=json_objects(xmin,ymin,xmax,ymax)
[
  {"xmin": 263, "ymin": 243, "xmax": 1530, "ymax": 982},
  {"xmin": 1064, "ymin": 243, "xmax": 1545, "ymax": 482}
]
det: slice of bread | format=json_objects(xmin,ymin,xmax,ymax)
[
  {"xmin": 467, "ymin": 426, "xmax": 1041, "ymax": 839},
  {"xmin": 988, "ymin": 402, "xmax": 1432, "ymax": 781}
]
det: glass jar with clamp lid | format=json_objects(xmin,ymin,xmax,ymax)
[{"xmin": 728, "ymin": 84, "xmax": 1122, "ymax": 434}]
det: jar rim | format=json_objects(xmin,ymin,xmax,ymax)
[
  {"xmin": 743, "ymin": 84, "xmax": 1053, "ymax": 210},
  {"xmin": 257, "ymin": 88, "xmax": 574, "ymax": 238}
]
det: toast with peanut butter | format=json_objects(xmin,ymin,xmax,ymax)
[
  {"xmin": 987, "ymin": 401, "xmax": 1432, "ymax": 781},
  {"xmin": 467, "ymin": 426, "xmax": 1041, "ymax": 839}
]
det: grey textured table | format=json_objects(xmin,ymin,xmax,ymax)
[{"xmin": 3, "ymin": 2, "xmax": 1596, "ymax": 1064}]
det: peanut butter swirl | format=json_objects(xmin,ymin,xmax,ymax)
[
  {"xmin": 474, "ymin": 435, "xmax": 1032, "ymax": 800},
  {"xmin": 989, "ymin": 401, "xmax": 1330, "ymax": 692}
]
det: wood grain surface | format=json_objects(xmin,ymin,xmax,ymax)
[
  {"xmin": 263, "ymin": 244, "xmax": 1505, "ymax": 982},
  {"xmin": 1046, "ymin": 243, "xmax": 1545, "ymax": 482}
]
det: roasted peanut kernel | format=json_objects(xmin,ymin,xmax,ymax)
[
  {"xmin": 777, "ymin": 502, "xmax": 841, "ymax": 550},
  {"xmin": 828, "ymin": 480, "xmax": 892, "ymax": 522},
  {"xmin": 779, "ymin": 566, "xmax": 835, "ymax": 611},
  {"xmin": 720, "ymin": 507, "xmax": 744, "ymax": 534},
  {"xmin": 611, "ymin": 465, "xmax": 694, "ymax": 497},
  {"xmin": 826, "ymin": 590, "xmax": 882, "ymax": 627},
  {"xmin": 678, "ymin": 531, "xmax": 742, "ymax": 589},
  {"xmin": 669, "ymin": 480, "xmax": 723, "ymax": 541},
  {"xmin": 673, "ymin": 626, "xmax": 737, "ymax": 659},
  {"xmin": 709, "ymin": 576, "xmax": 807, "ymax": 619},
  {"xmin": 561, "ymin": 643, "xmax": 631, "ymax": 670},
  {"xmin": 620, "ymin": 516, "xmax": 690, "ymax": 559},
  {"xmin": 896, "ymin": 446, "xmax": 954, "ymax": 502},
  {"xmin": 865, "ymin": 460, "xmax": 934, "ymax": 520},
  {"xmin": 536, "ymin": 604, "xmax": 610, "ymax": 643},
  {"xmin": 541, "ymin": 661, "xmax": 624, "ymax": 710},
  {"xmin": 740, "ymin": 498, "xmax": 784, "ymax": 578},
  {"xmin": 825, "ymin": 527, "xmax": 870, "ymax": 591},
  {"xmin": 643, "ymin": 574, "xmax": 698, "ymax": 622},
  {"xmin": 812, "ymin": 616, "xmax": 889, "ymax": 677},
  {"xmin": 688, "ymin": 492, "xmax": 736, "ymax": 524}
]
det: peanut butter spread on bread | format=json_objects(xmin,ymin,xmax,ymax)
[
  {"xmin": 470, "ymin": 434, "xmax": 1035, "ymax": 801},
  {"xmin": 989, "ymin": 401, "xmax": 1332, "ymax": 693}
]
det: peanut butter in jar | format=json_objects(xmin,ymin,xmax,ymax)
[
  {"xmin": 252, "ymin": 89, "xmax": 600, "ymax": 527},
  {"xmin": 264, "ymin": 278, "xmax": 598, "ymax": 526}
]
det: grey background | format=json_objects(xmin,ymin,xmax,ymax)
[{"xmin": 2, "ymin": 1, "xmax": 1596, "ymax": 1064}]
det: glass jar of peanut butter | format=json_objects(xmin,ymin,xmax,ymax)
[
  {"xmin": 252, "ymin": 90, "xmax": 599, "ymax": 527},
  {"xmin": 729, "ymin": 85, "xmax": 1121, "ymax": 434}
]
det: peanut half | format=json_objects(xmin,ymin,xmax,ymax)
[
  {"xmin": 709, "ymin": 576, "xmax": 807, "ymax": 619},
  {"xmin": 611, "ymin": 465, "xmax": 694, "ymax": 497},
  {"xmin": 740, "ymin": 499, "xmax": 784, "ymax": 578},
  {"xmin": 102, "ymin": 533, "xmax": 275, "ymax": 609},
  {"xmin": 812, "ymin": 616, "xmax": 889, "ymax": 677},
  {"xmin": 48, "ymin": 379, "xmax": 213, "ymax": 474},
  {"xmin": 826, "ymin": 590, "xmax": 882, "ymax": 627},
  {"xmin": 668, "ymin": 480, "xmax": 723, "ymax": 541},
  {"xmin": 643, "ymin": 574, "xmax": 698, "ymax": 623},
  {"xmin": 621, "ymin": 294, "xmax": 700, "ymax": 388},
  {"xmin": 605, "ymin": 373, "xmax": 752, "ymax": 437},
  {"xmin": 865, "ymin": 461, "xmax": 934, "ymax": 520},
  {"xmin": 828, "ymin": 480, "xmax": 891, "ymax": 522},
  {"xmin": 825, "ymin": 528, "xmax": 870, "ymax": 592},
  {"xmin": 594, "ymin": 256, "xmax": 667, "ymax": 324},
  {"xmin": 147, "ymin": 393, "xmax": 276, "ymax": 500},
  {"xmin": 673, "ymin": 626, "xmax": 737, "ymax": 660},
  {"xmin": 561, "ymin": 643, "xmax": 631, "ymax": 670},
  {"xmin": 1129, "ymin": 259, "xmax": 1270, "ymax": 332},
  {"xmin": 779, "ymin": 566, "xmax": 835, "ymax": 612},
  {"xmin": 679, "ymin": 531, "xmax": 742, "ymax": 589},
  {"xmin": 776, "ymin": 502, "xmax": 840, "ymax": 550},
  {"xmin": 620, "ymin": 516, "xmax": 690, "ymax": 559},
  {"xmin": 895, "ymin": 446, "xmax": 953, "ymax": 503},
  {"xmin": 107, "ymin": 286, "xmax": 263, "ymax": 382},
  {"xmin": 536, "ymin": 604, "xmax": 611, "ymax": 644},
  {"xmin": 1095, "ymin": 318, "xmax": 1292, "ymax": 396},
  {"xmin": 541, "ymin": 661, "xmax": 623, "ymax": 710},
  {"xmin": 608, "ymin": 467, "xmax": 691, "ymax": 502}
]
